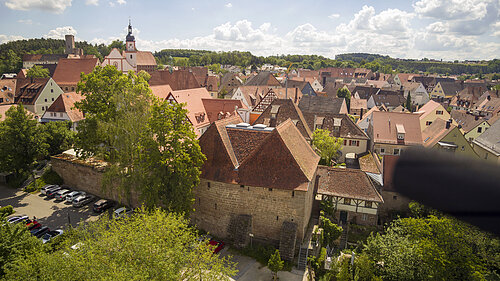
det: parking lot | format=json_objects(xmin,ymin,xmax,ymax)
[{"xmin": 0, "ymin": 184, "xmax": 101, "ymax": 230}]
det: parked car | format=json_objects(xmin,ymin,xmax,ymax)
[
  {"xmin": 40, "ymin": 184, "xmax": 56, "ymax": 195},
  {"xmin": 93, "ymin": 199, "xmax": 115, "ymax": 213},
  {"xmin": 6, "ymin": 215, "xmax": 28, "ymax": 224},
  {"xmin": 72, "ymin": 195, "xmax": 95, "ymax": 208},
  {"xmin": 45, "ymin": 186, "xmax": 62, "ymax": 198},
  {"xmin": 66, "ymin": 191, "xmax": 85, "ymax": 203},
  {"xmin": 113, "ymin": 207, "xmax": 133, "ymax": 219},
  {"xmin": 31, "ymin": 226, "xmax": 50, "ymax": 238},
  {"xmin": 54, "ymin": 189, "xmax": 71, "ymax": 201},
  {"xmin": 41, "ymin": 230, "xmax": 63, "ymax": 244},
  {"xmin": 27, "ymin": 220, "xmax": 41, "ymax": 230},
  {"xmin": 209, "ymin": 239, "xmax": 225, "ymax": 254}
]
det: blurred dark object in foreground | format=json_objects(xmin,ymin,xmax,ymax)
[{"xmin": 393, "ymin": 148, "xmax": 500, "ymax": 236}]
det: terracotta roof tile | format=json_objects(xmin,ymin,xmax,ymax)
[
  {"xmin": 53, "ymin": 58, "xmax": 98, "ymax": 85},
  {"xmin": 150, "ymin": 84, "xmax": 173, "ymax": 100},
  {"xmin": 421, "ymin": 118, "xmax": 454, "ymax": 147},
  {"xmin": 148, "ymin": 69, "xmax": 200, "ymax": 90},
  {"xmin": 0, "ymin": 79, "xmax": 16, "ymax": 105},
  {"xmin": 299, "ymin": 96, "xmax": 346, "ymax": 114},
  {"xmin": 135, "ymin": 51, "xmax": 156, "ymax": 66},
  {"xmin": 302, "ymin": 112, "xmax": 369, "ymax": 140},
  {"xmin": 317, "ymin": 166, "xmax": 383, "ymax": 202},
  {"xmin": 417, "ymin": 100, "xmax": 442, "ymax": 120},
  {"xmin": 45, "ymin": 92, "xmax": 84, "ymax": 122},
  {"xmin": 202, "ymin": 98, "xmax": 245, "ymax": 123},
  {"xmin": 14, "ymin": 78, "xmax": 50, "ymax": 105},
  {"xmin": 450, "ymin": 110, "xmax": 486, "ymax": 133},
  {"xmin": 167, "ymin": 87, "xmax": 212, "ymax": 133},
  {"xmin": 244, "ymin": 71, "xmax": 281, "ymax": 87},
  {"xmin": 371, "ymin": 111, "xmax": 423, "ymax": 145}
]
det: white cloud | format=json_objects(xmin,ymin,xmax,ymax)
[
  {"xmin": 44, "ymin": 26, "xmax": 77, "ymax": 39},
  {"xmin": 328, "ymin": 13, "xmax": 340, "ymax": 19},
  {"xmin": 413, "ymin": 0, "xmax": 490, "ymax": 20},
  {"xmin": 426, "ymin": 21, "xmax": 448, "ymax": 33},
  {"xmin": 18, "ymin": 19, "xmax": 33, "ymax": 25},
  {"xmin": 85, "ymin": 0, "xmax": 98, "ymax": 6},
  {"xmin": 116, "ymin": 0, "xmax": 126, "ymax": 5},
  {"xmin": 225, "ymin": 3, "xmax": 232, "ymax": 8},
  {"xmin": 4, "ymin": 0, "xmax": 72, "ymax": 14},
  {"xmin": 492, "ymin": 21, "xmax": 500, "ymax": 36},
  {"xmin": 0, "ymin": 34, "xmax": 25, "ymax": 44}
]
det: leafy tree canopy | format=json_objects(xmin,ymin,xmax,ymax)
[
  {"xmin": 312, "ymin": 128, "xmax": 343, "ymax": 165},
  {"xmin": 26, "ymin": 65, "xmax": 49, "ymax": 78},
  {"xmin": 75, "ymin": 65, "xmax": 205, "ymax": 213},
  {"xmin": 268, "ymin": 249, "xmax": 284, "ymax": 280}
]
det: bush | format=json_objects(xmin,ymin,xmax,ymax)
[
  {"xmin": 24, "ymin": 169, "xmax": 63, "ymax": 193},
  {"xmin": 234, "ymin": 243, "xmax": 293, "ymax": 271},
  {"xmin": 0, "ymin": 205, "xmax": 14, "ymax": 217}
]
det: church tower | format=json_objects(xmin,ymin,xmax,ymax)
[{"xmin": 126, "ymin": 19, "xmax": 136, "ymax": 52}]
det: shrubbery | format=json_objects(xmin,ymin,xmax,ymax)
[
  {"xmin": 0, "ymin": 205, "xmax": 14, "ymax": 217},
  {"xmin": 24, "ymin": 169, "xmax": 63, "ymax": 193}
]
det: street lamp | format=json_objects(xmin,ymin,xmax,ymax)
[{"xmin": 249, "ymin": 233, "xmax": 254, "ymax": 248}]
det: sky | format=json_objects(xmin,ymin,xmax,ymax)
[{"xmin": 1, "ymin": 0, "xmax": 499, "ymax": 61}]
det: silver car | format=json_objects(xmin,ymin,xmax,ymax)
[
  {"xmin": 65, "ymin": 191, "xmax": 85, "ymax": 203},
  {"xmin": 40, "ymin": 184, "xmax": 57, "ymax": 195},
  {"xmin": 72, "ymin": 195, "xmax": 95, "ymax": 208},
  {"xmin": 54, "ymin": 189, "xmax": 71, "ymax": 201}
]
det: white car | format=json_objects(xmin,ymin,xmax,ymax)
[
  {"xmin": 113, "ymin": 207, "xmax": 133, "ymax": 219},
  {"xmin": 65, "ymin": 191, "xmax": 85, "ymax": 203},
  {"xmin": 72, "ymin": 195, "xmax": 95, "ymax": 208},
  {"xmin": 54, "ymin": 189, "xmax": 71, "ymax": 201},
  {"xmin": 40, "ymin": 184, "xmax": 57, "ymax": 195},
  {"xmin": 41, "ymin": 229, "xmax": 63, "ymax": 243},
  {"xmin": 7, "ymin": 215, "xmax": 28, "ymax": 224}
]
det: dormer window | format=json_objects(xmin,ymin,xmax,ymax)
[{"xmin": 396, "ymin": 124, "xmax": 405, "ymax": 140}]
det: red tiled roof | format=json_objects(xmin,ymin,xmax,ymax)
[
  {"xmin": 371, "ymin": 111, "xmax": 423, "ymax": 145},
  {"xmin": 0, "ymin": 79, "xmax": 16, "ymax": 105},
  {"xmin": 317, "ymin": 166, "xmax": 383, "ymax": 202},
  {"xmin": 202, "ymin": 98, "xmax": 246, "ymax": 123},
  {"xmin": 199, "ymin": 118, "xmax": 320, "ymax": 190},
  {"xmin": 53, "ymin": 58, "xmax": 98, "ymax": 84},
  {"xmin": 150, "ymin": 84, "xmax": 173, "ymax": 100},
  {"xmin": 135, "ymin": 51, "xmax": 156, "ymax": 66},
  {"xmin": 46, "ymin": 92, "xmax": 84, "ymax": 122},
  {"xmin": 14, "ymin": 78, "xmax": 50, "ymax": 105},
  {"xmin": 148, "ymin": 69, "xmax": 200, "ymax": 90},
  {"xmin": 167, "ymin": 87, "xmax": 212, "ymax": 132},
  {"xmin": 421, "ymin": 118, "xmax": 455, "ymax": 147}
]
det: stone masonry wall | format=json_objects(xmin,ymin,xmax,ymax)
[
  {"xmin": 50, "ymin": 156, "xmax": 139, "ymax": 207},
  {"xmin": 191, "ymin": 179, "xmax": 314, "ymax": 244}
]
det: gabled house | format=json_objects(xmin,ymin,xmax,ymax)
[
  {"xmin": 298, "ymin": 96, "xmax": 348, "ymax": 115},
  {"xmin": 393, "ymin": 73, "xmax": 417, "ymax": 86},
  {"xmin": 356, "ymin": 106, "xmax": 380, "ymax": 132},
  {"xmin": 429, "ymin": 81, "xmax": 464, "ymax": 99},
  {"xmin": 417, "ymin": 100, "xmax": 451, "ymax": 130},
  {"xmin": 402, "ymin": 81, "xmax": 429, "ymax": 106},
  {"xmin": 367, "ymin": 92, "xmax": 405, "ymax": 111},
  {"xmin": 53, "ymin": 58, "xmax": 99, "ymax": 92},
  {"xmin": 40, "ymin": 92, "xmax": 84, "ymax": 131},
  {"xmin": 472, "ymin": 93, "xmax": 500, "ymax": 119},
  {"xmin": 226, "ymin": 86, "xmax": 267, "ymax": 109},
  {"xmin": 449, "ymin": 86, "xmax": 487, "ymax": 112},
  {"xmin": 166, "ymin": 87, "xmax": 212, "ymax": 136},
  {"xmin": 285, "ymin": 79, "xmax": 316, "ymax": 96},
  {"xmin": 249, "ymin": 87, "xmax": 302, "ymax": 123},
  {"xmin": 15, "ymin": 77, "xmax": 64, "ymax": 118},
  {"xmin": 302, "ymin": 112, "xmax": 370, "ymax": 162},
  {"xmin": 350, "ymin": 97, "xmax": 368, "ymax": 120},
  {"xmin": 368, "ymin": 111, "xmax": 423, "ymax": 155},
  {"xmin": 422, "ymin": 118, "xmax": 478, "ymax": 158},
  {"xmin": 219, "ymin": 73, "xmax": 243, "ymax": 94},
  {"xmin": 472, "ymin": 119, "xmax": 500, "ymax": 163},
  {"xmin": 253, "ymin": 98, "xmax": 312, "ymax": 140},
  {"xmin": 316, "ymin": 166, "xmax": 383, "ymax": 226},
  {"xmin": 150, "ymin": 84, "xmax": 174, "ymax": 100},
  {"xmin": 193, "ymin": 117, "xmax": 320, "ymax": 258},
  {"xmin": 244, "ymin": 71, "xmax": 281, "ymax": 88},
  {"xmin": 148, "ymin": 69, "xmax": 200, "ymax": 90},
  {"xmin": 451, "ymin": 110, "xmax": 490, "ymax": 142},
  {"xmin": 101, "ymin": 48, "xmax": 135, "ymax": 73}
]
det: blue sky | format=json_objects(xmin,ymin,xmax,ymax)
[{"xmin": 1, "ymin": 0, "xmax": 499, "ymax": 60}]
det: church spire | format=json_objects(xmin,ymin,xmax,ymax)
[{"xmin": 125, "ymin": 19, "xmax": 136, "ymax": 51}]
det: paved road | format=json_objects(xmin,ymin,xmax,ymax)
[{"xmin": 0, "ymin": 184, "xmax": 100, "ymax": 230}]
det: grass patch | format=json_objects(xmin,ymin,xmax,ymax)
[
  {"xmin": 231, "ymin": 243, "xmax": 293, "ymax": 271},
  {"xmin": 24, "ymin": 169, "xmax": 63, "ymax": 193}
]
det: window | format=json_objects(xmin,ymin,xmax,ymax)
[
  {"xmin": 393, "ymin": 195, "xmax": 398, "ymax": 200},
  {"xmin": 52, "ymin": 98, "xmax": 54, "ymax": 101},
  {"xmin": 436, "ymin": 110, "xmax": 443, "ymax": 115},
  {"xmin": 269, "ymin": 188, "xmax": 273, "ymax": 191},
  {"xmin": 477, "ymin": 127, "xmax": 482, "ymax": 133},
  {"xmin": 292, "ymin": 191, "xmax": 295, "ymax": 197},
  {"xmin": 240, "ymin": 185, "xmax": 244, "ymax": 188},
  {"xmin": 485, "ymin": 153, "xmax": 488, "ymax": 160},
  {"xmin": 276, "ymin": 216, "xmax": 279, "ymax": 221},
  {"xmin": 394, "ymin": 149, "xmax": 400, "ymax": 155},
  {"xmin": 380, "ymin": 148, "xmax": 385, "ymax": 154},
  {"xmin": 365, "ymin": 201, "xmax": 372, "ymax": 208},
  {"xmin": 426, "ymin": 121, "xmax": 432, "ymax": 126},
  {"xmin": 344, "ymin": 140, "xmax": 347, "ymax": 146},
  {"xmin": 71, "ymin": 87, "xmax": 74, "ymax": 91},
  {"xmin": 397, "ymin": 133, "xmax": 405, "ymax": 140},
  {"xmin": 51, "ymin": 89, "xmax": 53, "ymax": 93},
  {"xmin": 344, "ymin": 198, "xmax": 351, "ymax": 205},
  {"xmin": 207, "ymin": 182, "xmax": 210, "ymax": 189},
  {"xmin": 45, "ymin": 98, "xmax": 47, "ymax": 102},
  {"xmin": 362, "ymin": 214, "xmax": 368, "ymax": 221},
  {"xmin": 214, "ymin": 203, "xmax": 217, "ymax": 210},
  {"xmin": 0, "ymin": 98, "xmax": 3, "ymax": 103},
  {"xmin": 59, "ymin": 113, "xmax": 63, "ymax": 117},
  {"xmin": 130, "ymin": 55, "xmax": 133, "ymax": 59}
]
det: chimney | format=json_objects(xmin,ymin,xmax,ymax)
[{"xmin": 446, "ymin": 119, "xmax": 452, "ymax": 129}]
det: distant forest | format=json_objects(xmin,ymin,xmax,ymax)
[{"xmin": 1, "ymin": 38, "xmax": 499, "ymax": 75}]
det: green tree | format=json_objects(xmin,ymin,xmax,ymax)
[
  {"xmin": 26, "ymin": 65, "xmax": 49, "ymax": 78},
  {"xmin": 0, "ymin": 218, "xmax": 43, "ymax": 277},
  {"xmin": 3, "ymin": 208, "xmax": 237, "ymax": 280},
  {"xmin": 312, "ymin": 129, "xmax": 343, "ymax": 165},
  {"xmin": 108, "ymin": 39, "xmax": 125, "ymax": 52},
  {"xmin": 75, "ymin": 66, "xmax": 205, "ymax": 213},
  {"xmin": 337, "ymin": 88, "xmax": 351, "ymax": 110},
  {"xmin": 320, "ymin": 215, "xmax": 343, "ymax": 247},
  {"xmin": 405, "ymin": 93, "xmax": 412, "ymax": 112},
  {"xmin": 268, "ymin": 249, "xmax": 284, "ymax": 281},
  {"xmin": 0, "ymin": 50, "xmax": 22, "ymax": 74},
  {"xmin": 363, "ymin": 216, "xmax": 494, "ymax": 280},
  {"xmin": 0, "ymin": 105, "xmax": 47, "ymax": 177},
  {"xmin": 39, "ymin": 121, "xmax": 75, "ymax": 156}
]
